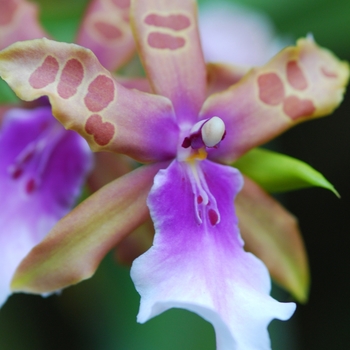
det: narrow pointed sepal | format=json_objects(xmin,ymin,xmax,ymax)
[
  {"xmin": 201, "ymin": 37, "xmax": 350, "ymax": 163},
  {"xmin": 131, "ymin": 160, "xmax": 295, "ymax": 350},
  {"xmin": 11, "ymin": 163, "xmax": 168, "ymax": 294},
  {"xmin": 0, "ymin": 38, "xmax": 178, "ymax": 163},
  {"xmin": 236, "ymin": 176, "xmax": 310, "ymax": 303}
]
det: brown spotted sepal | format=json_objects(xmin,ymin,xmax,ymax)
[
  {"xmin": 0, "ymin": 0, "xmax": 48, "ymax": 50},
  {"xmin": 76, "ymin": 0, "xmax": 136, "ymax": 72},
  {"xmin": 131, "ymin": 0, "xmax": 206, "ymax": 123},
  {"xmin": 0, "ymin": 38, "xmax": 178, "ymax": 163},
  {"xmin": 200, "ymin": 37, "xmax": 350, "ymax": 163}
]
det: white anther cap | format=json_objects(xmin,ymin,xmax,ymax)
[{"xmin": 201, "ymin": 116, "xmax": 225, "ymax": 147}]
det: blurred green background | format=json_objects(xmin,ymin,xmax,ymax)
[{"xmin": 0, "ymin": 0, "xmax": 350, "ymax": 349}]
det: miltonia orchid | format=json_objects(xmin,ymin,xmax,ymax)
[
  {"xmin": 0, "ymin": 0, "xmax": 140, "ymax": 307},
  {"xmin": 0, "ymin": 0, "xmax": 348, "ymax": 349}
]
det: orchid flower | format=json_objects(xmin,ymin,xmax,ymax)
[
  {"xmin": 0, "ymin": 0, "xmax": 349, "ymax": 348},
  {"xmin": 0, "ymin": 0, "xmax": 139, "ymax": 307}
]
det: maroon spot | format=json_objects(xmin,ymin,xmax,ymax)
[
  {"xmin": 145, "ymin": 14, "xmax": 191, "ymax": 31},
  {"xmin": 286, "ymin": 61, "xmax": 308, "ymax": 90},
  {"xmin": 0, "ymin": 0, "xmax": 17, "ymax": 26},
  {"xmin": 111, "ymin": 0, "xmax": 130, "ymax": 9},
  {"xmin": 26, "ymin": 179, "xmax": 36, "ymax": 194},
  {"xmin": 181, "ymin": 137, "xmax": 191, "ymax": 148},
  {"xmin": 197, "ymin": 195, "xmax": 203, "ymax": 204},
  {"xmin": 29, "ymin": 56, "xmax": 59, "ymax": 89},
  {"xmin": 148, "ymin": 32, "xmax": 185, "ymax": 50},
  {"xmin": 11, "ymin": 168, "xmax": 22, "ymax": 179},
  {"xmin": 57, "ymin": 59, "xmax": 84, "ymax": 99},
  {"xmin": 85, "ymin": 114, "xmax": 115, "ymax": 146},
  {"xmin": 84, "ymin": 75, "xmax": 115, "ymax": 112},
  {"xmin": 208, "ymin": 209, "xmax": 219, "ymax": 226},
  {"xmin": 257, "ymin": 73, "xmax": 285, "ymax": 106},
  {"xmin": 283, "ymin": 95, "xmax": 316, "ymax": 120},
  {"xmin": 321, "ymin": 66, "xmax": 338, "ymax": 78},
  {"xmin": 94, "ymin": 21, "xmax": 123, "ymax": 40}
]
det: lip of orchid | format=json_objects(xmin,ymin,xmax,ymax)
[{"xmin": 8, "ymin": 116, "xmax": 67, "ymax": 195}]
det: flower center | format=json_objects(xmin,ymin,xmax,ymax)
[
  {"xmin": 178, "ymin": 116, "xmax": 226, "ymax": 161},
  {"xmin": 8, "ymin": 121, "xmax": 66, "ymax": 195},
  {"xmin": 178, "ymin": 116, "xmax": 226, "ymax": 226}
]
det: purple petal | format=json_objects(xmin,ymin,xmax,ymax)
[
  {"xmin": 0, "ymin": 106, "xmax": 92, "ymax": 306},
  {"xmin": 131, "ymin": 160, "xmax": 295, "ymax": 349}
]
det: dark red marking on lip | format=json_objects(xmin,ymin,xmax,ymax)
[
  {"xmin": 26, "ymin": 178, "xmax": 36, "ymax": 194},
  {"xmin": 208, "ymin": 209, "xmax": 219, "ymax": 226}
]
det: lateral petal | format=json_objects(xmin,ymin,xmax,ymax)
[
  {"xmin": 0, "ymin": 106, "xmax": 92, "ymax": 306},
  {"xmin": 236, "ymin": 176, "xmax": 310, "ymax": 303},
  {"xmin": 131, "ymin": 160, "xmax": 295, "ymax": 350},
  {"xmin": 201, "ymin": 37, "xmax": 350, "ymax": 163},
  {"xmin": 76, "ymin": 0, "xmax": 136, "ymax": 72},
  {"xmin": 11, "ymin": 162, "xmax": 167, "ymax": 294},
  {"xmin": 131, "ymin": 0, "xmax": 206, "ymax": 122},
  {"xmin": 0, "ymin": 38, "xmax": 179, "ymax": 162},
  {"xmin": 0, "ymin": 0, "xmax": 48, "ymax": 50}
]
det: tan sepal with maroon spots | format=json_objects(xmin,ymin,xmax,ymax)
[
  {"xmin": 0, "ymin": 0, "xmax": 48, "ymax": 50},
  {"xmin": 201, "ymin": 37, "xmax": 350, "ymax": 163},
  {"xmin": 131, "ymin": 0, "xmax": 206, "ymax": 123},
  {"xmin": 11, "ymin": 162, "xmax": 167, "ymax": 294},
  {"xmin": 236, "ymin": 176, "xmax": 310, "ymax": 303},
  {"xmin": 76, "ymin": 0, "xmax": 136, "ymax": 72},
  {"xmin": 0, "ymin": 38, "xmax": 178, "ymax": 163}
]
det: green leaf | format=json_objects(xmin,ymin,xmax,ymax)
[{"xmin": 233, "ymin": 148, "xmax": 339, "ymax": 196}]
